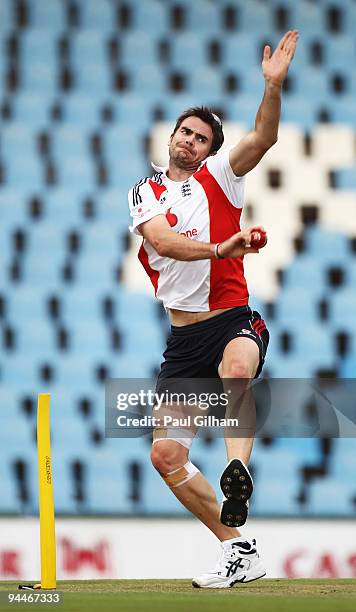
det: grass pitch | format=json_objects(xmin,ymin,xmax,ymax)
[{"xmin": 1, "ymin": 579, "xmax": 355, "ymax": 612}]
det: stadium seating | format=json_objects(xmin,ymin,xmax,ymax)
[{"xmin": 0, "ymin": 0, "xmax": 355, "ymax": 519}]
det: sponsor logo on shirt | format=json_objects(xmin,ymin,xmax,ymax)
[
  {"xmin": 180, "ymin": 228, "xmax": 198, "ymax": 238},
  {"xmin": 135, "ymin": 206, "xmax": 150, "ymax": 218},
  {"xmin": 165, "ymin": 207, "xmax": 180, "ymax": 229},
  {"xmin": 165, "ymin": 207, "xmax": 197, "ymax": 239}
]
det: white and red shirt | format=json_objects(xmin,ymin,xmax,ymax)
[{"xmin": 128, "ymin": 147, "xmax": 249, "ymax": 312}]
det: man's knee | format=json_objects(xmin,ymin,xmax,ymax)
[
  {"xmin": 151, "ymin": 440, "xmax": 188, "ymax": 475},
  {"xmin": 220, "ymin": 359, "xmax": 256, "ymax": 380}
]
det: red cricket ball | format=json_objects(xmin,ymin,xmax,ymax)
[{"xmin": 250, "ymin": 230, "xmax": 267, "ymax": 249}]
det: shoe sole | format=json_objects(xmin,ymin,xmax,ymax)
[
  {"xmin": 192, "ymin": 569, "xmax": 266, "ymax": 589},
  {"xmin": 220, "ymin": 459, "xmax": 253, "ymax": 527}
]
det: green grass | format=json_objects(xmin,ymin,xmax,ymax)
[{"xmin": 1, "ymin": 579, "xmax": 356, "ymax": 612}]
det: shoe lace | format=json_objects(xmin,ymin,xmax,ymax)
[{"xmin": 213, "ymin": 547, "xmax": 237, "ymax": 573}]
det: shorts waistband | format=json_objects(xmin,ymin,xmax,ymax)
[{"xmin": 170, "ymin": 306, "xmax": 251, "ymax": 336}]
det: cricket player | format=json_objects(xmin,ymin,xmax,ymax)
[{"xmin": 128, "ymin": 31, "xmax": 298, "ymax": 588}]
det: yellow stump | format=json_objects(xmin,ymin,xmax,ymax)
[{"xmin": 36, "ymin": 393, "xmax": 56, "ymax": 589}]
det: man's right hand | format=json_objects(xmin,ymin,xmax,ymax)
[{"xmin": 218, "ymin": 226, "xmax": 267, "ymax": 258}]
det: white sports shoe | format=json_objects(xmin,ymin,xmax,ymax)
[{"xmin": 192, "ymin": 537, "xmax": 266, "ymax": 589}]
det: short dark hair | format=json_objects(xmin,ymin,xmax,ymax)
[{"xmin": 172, "ymin": 106, "xmax": 224, "ymax": 155}]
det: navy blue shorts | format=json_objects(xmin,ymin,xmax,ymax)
[{"xmin": 157, "ymin": 306, "xmax": 269, "ymax": 386}]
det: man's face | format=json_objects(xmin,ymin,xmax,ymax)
[{"xmin": 169, "ymin": 116, "xmax": 214, "ymax": 171}]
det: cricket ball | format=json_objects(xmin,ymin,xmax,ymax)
[{"xmin": 250, "ymin": 230, "xmax": 267, "ymax": 249}]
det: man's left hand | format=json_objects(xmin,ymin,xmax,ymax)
[{"xmin": 262, "ymin": 30, "xmax": 299, "ymax": 87}]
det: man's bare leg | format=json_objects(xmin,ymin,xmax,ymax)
[
  {"xmin": 151, "ymin": 439, "xmax": 241, "ymax": 541},
  {"xmin": 218, "ymin": 337, "xmax": 259, "ymax": 464}
]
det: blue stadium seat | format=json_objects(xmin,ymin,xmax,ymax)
[
  {"xmin": 295, "ymin": 67, "xmax": 329, "ymax": 99},
  {"xmin": 95, "ymin": 189, "xmax": 128, "ymax": 221},
  {"xmin": 132, "ymin": 0, "xmax": 168, "ymax": 35},
  {"xmin": 243, "ymin": 70, "xmax": 265, "ymax": 97},
  {"xmin": 276, "ymin": 438, "xmax": 321, "ymax": 463},
  {"xmin": 308, "ymin": 479, "xmax": 355, "ymax": 515},
  {"xmin": 110, "ymin": 93, "xmax": 152, "ymax": 130},
  {"xmin": 71, "ymin": 30, "xmax": 108, "ymax": 68},
  {"xmin": 52, "ymin": 125, "xmax": 89, "ymax": 161},
  {"xmin": 104, "ymin": 126, "xmax": 145, "ymax": 162},
  {"xmin": 267, "ymin": 355, "xmax": 334, "ymax": 378},
  {"xmin": 4, "ymin": 157, "xmax": 43, "ymax": 189},
  {"xmin": 324, "ymin": 35, "xmax": 355, "ymax": 72},
  {"xmin": 106, "ymin": 157, "xmax": 149, "ymax": 191},
  {"xmin": 227, "ymin": 94, "xmax": 260, "ymax": 128},
  {"xmin": 24, "ymin": 253, "xmax": 63, "ymax": 284},
  {"xmin": 131, "ymin": 66, "xmax": 166, "ymax": 96},
  {"xmin": 62, "ymin": 288, "xmax": 103, "ymax": 321},
  {"xmin": 83, "ymin": 221, "xmax": 121, "ymax": 253},
  {"xmin": 274, "ymin": 289, "xmax": 320, "ymax": 324},
  {"xmin": 223, "ymin": 35, "xmax": 258, "ymax": 72},
  {"xmin": 51, "ymin": 414, "xmax": 91, "ymax": 448},
  {"xmin": 63, "ymin": 93, "xmax": 101, "ymax": 127},
  {"xmin": 162, "ymin": 93, "xmax": 214, "ymax": 122},
  {"xmin": 57, "ymin": 157, "xmax": 95, "ymax": 189},
  {"xmin": 56, "ymin": 355, "xmax": 99, "ymax": 387},
  {"xmin": 120, "ymin": 33, "xmax": 159, "ymax": 69},
  {"xmin": 188, "ymin": 67, "xmax": 223, "ymax": 99},
  {"xmin": 254, "ymin": 448, "xmax": 303, "ymax": 481},
  {"xmin": 252, "ymin": 478, "xmax": 299, "ymax": 515},
  {"xmin": 74, "ymin": 253, "xmax": 117, "ymax": 287},
  {"xmin": 1, "ymin": 124, "xmax": 36, "ymax": 159},
  {"xmin": 330, "ymin": 289, "xmax": 356, "ymax": 326},
  {"xmin": 282, "ymin": 256, "xmax": 324, "ymax": 290},
  {"xmin": 281, "ymin": 96, "xmax": 320, "ymax": 130},
  {"xmin": 331, "ymin": 442, "xmax": 356, "ymax": 481},
  {"xmin": 0, "ymin": 410, "xmax": 34, "ymax": 448},
  {"xmin": 30, "ymin": 0, "xmax": 66, "ymax": 30},
  {"xmin": 0, "ymin": 467, "xmax": 20, "ymax": 513},
  {"xmin": 70, "ymin": 321, "xmax": 110, "ymax": 353},
  {"xmin": 170, "ymin": 34, "xmax": 208, "ymax": 71},
  {"xmin": 16, "ymin": 319, "xmax": 55, "ymax": 354},
  {"xmin": 240, "ymin": 1, "xmax": 274, "ymax": 31},
  {"xmin": 0, "ymin": 0, "xmax": 14, "ymax": 30},
  {"xmin": 305, "ymin": 228, "xmax": 350, "ymax": 262},
  {"xmin": 331, "ymin": 96, "xmax": 356, "ymax": 126},
  {"xmin": 123, "ymin": 326, "xmax": 165, "ymax": 360},
  {"xmin": 0, "ymin": 188, "xmax": 28, "ymax": 225},
  {"xmin": 77, "ymin": 0, "xmax": 113, "ymax": 29},
  {"xmin": 13, "ymin": 92, "xmax": 53, "ymax": 127},
  {"xmin": 187, "ymin": 0, "xmax": 222, "ymax": 34},
  {"xmin": 292, "ymin": 324, "xmax": 334, "ymax": 359},
  {"xmin": 113, "ymin": 355, "xmax": 156, "ymax": 378},
  {"xmin": 75, "ymin": 63, "xmax": 112, "ymax": 96},
  {"xmin": 3, "ymin": 355, "xmax": 50, "ymax": 386},
  {"xmin": 3, "ymin": 286, "xmax": 46, "ymax": 320},
  {"xmin": 117, "ymin": 291, "xmax": 158, "ymax": 322},
  {"xmin": 340, "ymin": 355, "xmax": 356, "ymax": 378},
  {"xmin": 28, "ymin": 221, "xmax": 66, "ymax": 254},
  {"xmin": 21, "ymin": 30, "xmax": 56, "ymax": 64},
  {"xmin": 294, "ymin": 1, "xmax": 325, "ymax": 34},
  {"xmin": 21, "ymin": 62, "xmax": 58, "ymax": 93},
  {"xmin": 45, "ymin": 188, "xmax": 85, "ymax": 224},
  {"xmin": 334, "ymin": 168, "xmax": 356, "ymax": 190}
]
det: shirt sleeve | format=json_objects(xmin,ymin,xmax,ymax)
[
  {"xmin": 205, "ymin": 146, "xmax": 246, "ymax": 209},
  {"xmin": 128, "ymin": 178, "xmax": 166, "ymax": 235}
]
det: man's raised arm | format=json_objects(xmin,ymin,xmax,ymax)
[{"xmin": 229, "ymin": 30, "xmax": 299, "ymax": 177}]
